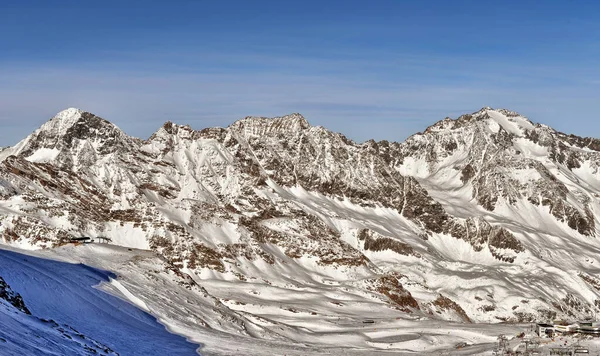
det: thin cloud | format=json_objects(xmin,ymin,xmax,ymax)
[{"xmin": 1, "ymin": 54, "xmax": 599, "ymax": 146}]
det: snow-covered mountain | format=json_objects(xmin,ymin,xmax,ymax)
[{"xmin": 2, "ymin": 107, "xmax": 600, "ymax": 354}]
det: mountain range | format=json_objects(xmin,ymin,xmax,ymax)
[{"xmin": 2, "ymin": 107, "xmax": 600, "ymax": 354}]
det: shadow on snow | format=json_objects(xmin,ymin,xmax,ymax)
[{"xmin": 0, "ymin": 248, "xmax": 202, "ymax": 355}]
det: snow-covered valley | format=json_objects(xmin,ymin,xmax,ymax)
[{"xmin": 0, "ymin": 244, "xmax": 525, "ymax": 355}]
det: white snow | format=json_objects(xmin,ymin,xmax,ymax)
[
  {"xmin": 42, "ymin": 108, "xmax": 84, "ymax": 137},
  {"xmin": 11, "ymin": 241, "xmax": 597, "ymax": 355},
  {"xmin": 25, "ymin": 148, "xmax": 61, "ymax": 163},
  {"xmin": 486, "ymin": 110, "xmax": 534, "ymax": 136}
]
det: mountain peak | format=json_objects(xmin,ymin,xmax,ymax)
[
  {"xmin": 54, "ymin": 107, "xmax": 83, "ymax": 119},
  {"xmin": 40, "ymin": 108, "xmax": 84, "ymax": 137},
  {"xmin": 229, "ymin": 113, "xmax": 310, "ymax": 137},
  {"xmin": 34, "ymin": 109, "xmax": 125, "ymax": 145},
  {"xmin": 0, "ymin": 109, "xmax": 133, "ymax": 166},
  {"xmin": 421, "ymin": 107, "xmax": 535, "ymax": 137}
]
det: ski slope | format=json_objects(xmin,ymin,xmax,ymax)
[{"xmin": 0, "ymin": 246, "xmax": 201, "ymax": 356}]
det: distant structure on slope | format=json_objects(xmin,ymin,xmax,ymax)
[
  {"xmin": 536, "ymin": 323, "xmax": 554, "ymax": 338},
  {"xmin": 68, "ymin": 237, "xmax": 92, "ymax": 244},
  {"xmin": 67, "ymin": 236, "xmax": 112, "ymax": 244}
]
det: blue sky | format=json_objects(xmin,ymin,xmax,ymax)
[{"xmin": 2, "ymin": 1, "xmax": 600, "ymax": 145}]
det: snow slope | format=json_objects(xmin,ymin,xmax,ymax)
[
  {"xmin": 0, "ymin": 246, "xmax": 200, "ymax": 356},
  {"xmin": 7, "ymin": 243, "xmax": 600, "ymax": 355},
  {"xmin": 0, "ymin": 244, "xmax": 529, "ymax": 355}
]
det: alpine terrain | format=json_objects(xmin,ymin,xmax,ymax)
[{"xmin": 2, "ymin": 107, "xmax": 600, "ymax": 355}]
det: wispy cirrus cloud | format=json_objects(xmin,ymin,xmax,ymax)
[{"xmin": 1, "ymin": 45, "xmax": 600, "ymax": 146}]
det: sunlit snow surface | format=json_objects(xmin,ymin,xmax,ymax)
[
  {"xmin": 0, "ymin": 244, "xmax": 567, "ymax": 355},
  {"xmin": 5, "ymin": 244, "xmax": 600, "ymax": 355}
]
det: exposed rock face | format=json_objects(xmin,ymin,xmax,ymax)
[
  {"xmin": 1, "ymin": 107, "xmax": 600, "ymax": 324},
  {"xmin": 2, "ymin": 108, "xmax": 137, "ymax": 170},
  {"xmin": 0, "ymin": 276, "xmax": 30, "ymax": 314},
  {"xmin": 430, "ymin": 295, "xmax": 471, "ymax": 323},
  {"xmin": 357, "ymin": 228, "xmax": 416, "ymax": 256},
  {"xmin": 390, "ymin": 107, "xmax": 597, "ymax": 237}
]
